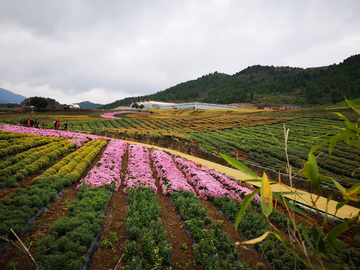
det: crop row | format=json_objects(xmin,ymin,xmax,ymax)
[
  {"xmin": 0, "ymin": 139, "xmax": 108, "ymax": 238},
  {"xmin": 0, "ymin": 140, "xmax": 76, "ymax": 187},
  {"xmin": 189, "ymin": 117, "xmax": 360, "ymax": 187},
  {"xmin": 0, "ymin": 133, "xmax": 59, "ymax": 158}
]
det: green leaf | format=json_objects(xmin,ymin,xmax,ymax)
[
  {"xmin": 260, "ymin": 173, "xmax": 273, "ymax": 218},
  {"xmin": 326, "ymin": 215, "xmax": 358, "ymax": 243},
  {"xmin": 349, "ymin": 141, "xmax": 360, "ymax": 149},
  {"xmin": 333, "ymin": 112, "xmax": 360, "ymax": 134},
  {"xmin": 346, "ymin": 98, "xmax": 360, "ymax": 115},
  {"xmin": 332, "ymin": 179, "xmax": 347, "ymax": 196},
  {"xmin": 303, "ymin": 153, "xmax": 321, "ymax": 192},
  {"xmin": 348, "ymin": 182, "xmax": 360, "ymax": 196},
  {"xmin": 329, "ymin": 139, "xmax": 336, "ymax": 155},
  {"xmin": 301, "ymin": 221, "xmax": 314, "ymax": 248},
  {"xmin": 336, "ymin": 200, "xmax": 350, "ymax": 210},
  {"xmin": 352, "ymin": 222, "xmax": 360, "ymax": 238},
  {"xmin": 234, "ymin": 189, "xmax": 260, "ymax": 231},
  {"xmin": 333, "ymin": 239, "xmax": 348, "ymax": 250},
  {"xmin": 220, "ymin": 153, "xmax": 259, "ymax": 179},
  {"xmin": 318, "ymin": 237, "xmax": 333, "ymax": 260},
  {"xmin": 311, "ymin": 224, "xmax": 320, "ymax": 243}
]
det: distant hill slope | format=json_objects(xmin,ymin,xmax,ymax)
[
  {"xmin": 0, "ymin": 88, "xmax": 27, "ymax": 104},
  {"xmin": 74, "ymin": 101, "xmax": 103, "ymax": 109},
  {"xmin": 100, "ymin": 54, "xmax": 360, "ymax": 109}
]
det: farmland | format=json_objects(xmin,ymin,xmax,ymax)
[
  {"xmin": 1, "ymin": 106, "xmax": 359, "ymax": 190},
  {"xmin": 0, "ymin": 106, "xmax": 360, "ymax": 269}
]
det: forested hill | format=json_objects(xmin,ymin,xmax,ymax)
[{"xmin": 101, "ymin": 54, "xmax": 360, "ymax": 109}]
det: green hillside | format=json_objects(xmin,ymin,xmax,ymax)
[{"xmin": 101, "ymin": 54, "xmax": 360, "ymax": 109}]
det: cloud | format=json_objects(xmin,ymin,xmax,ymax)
[{"xmin": 0, "ymin": 0, "xmax": 359, "ymax": 104}]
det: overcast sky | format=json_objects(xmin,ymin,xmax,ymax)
[{"xmin": 0, "ymin": 0, "xmax": 359, "ymax": 105}]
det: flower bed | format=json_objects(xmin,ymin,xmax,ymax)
[
  {"xmin": 200, "ymin": 166, "xmax": 261, "ymax": 202},
  {"xmin": 151, "ymin": 150, "xmax": 195, "ymax": 195},
  {"xmin": 0, "ymin": 125, "xmax": 106, "ymax": 142},
  {"xmin": 100, "ymin": 111, "xmax": 138, "ymax": 119},
  {"xmin": 176, "ymin": 157, "xmax": 244, "ymax": 201},
  {"xmin": 79, "ymin": 140, "xmax": 127, "ymax": 191},
  {"xmin": 123, "ymin": 144, "xmax": 157, "ymax": 193}
]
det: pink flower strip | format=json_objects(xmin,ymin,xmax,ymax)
[
  {"xmin": 80, "ymin": 140, "xmax": 127, "ymax": 190},
  {"xmin": 151, "ymin": 150, "xmax": 195, "ymax": 195},
  {"xmin": 0, "ymin": 125, "xmax": 107, "ymax": 142},
  {"xmin": 100, "ymin": 111, "xmax": 138, "ymax": 119},
  {"xmin": 123, "ymin": 144, "xmax": 157, "ymax": 193}
]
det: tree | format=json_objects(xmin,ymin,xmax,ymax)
[{"xmin": 30, "ymin": 97, "xmax": 48, "ymax": 110}]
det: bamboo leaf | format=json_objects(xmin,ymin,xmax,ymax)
[
  {"xmin": 353, "ymin": 222, "xmax": 360, "ymax": 238},
  {"xmin": 234, "ymin": 189, "xmax": 260, "ymax": 231},
  {"xmin": 333, "ymin": 239, "xmax": 348, "ymax": 250},
  {"xmin": 220, "ymin": 153, "xmax": 259, "ymax": 179},
  {"xmin": 343, "ymin": 194, "xmax": 360, "ymax": 202},
  {"xmin": 326, "ymin": 216, "xmax": 358, "ymax": 243},
  {"xmin": 329, "ymin": 139, "xmax": 336, "ymax": 155},
  {"xmin": 243, "ymin": 231, "xmax": 272, "ymax": 245},
  {"xmin": 348, "ymin": 182, "xmax": 360, "ymax": 196},
  {"xmin": 331, "ymin": 179, "xmax": 347, "ymax": 197},
  {"xmin": 336, "ymin": 200, "xmax": 350, "ymax": 210},
  {"xmin": 333, "ymin": 112, "xmax": 360, "ymax": 133},
  {"xmin": 304, "ymin": 153, "xmax": 321, "ymax": 192},
  {"xmin": 261, "ymin": 173, "xmax": 273, "ymax": 218},
  {"xmin": 349, "ymin": 141, "xmax": 360, "ymax": 149},
  {"xmin": 301, "ymin": 221, "xmax": 313, "ymax": 248},
  {"xmin": 346, "ymin": 98, "xmax": 360, "ymax": 115}
]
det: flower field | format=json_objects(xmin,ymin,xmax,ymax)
[
  {"xmin": 0, "ymin": 127, "xmax": 265, "ymax": 269},
  {"xmin": 0, "ymin": 122, "xmax": 359, "ymax": 269}
]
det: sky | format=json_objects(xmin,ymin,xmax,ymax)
[{"xmin": 0, "ymin": 0, "xmax": 359, "ymax": 105}]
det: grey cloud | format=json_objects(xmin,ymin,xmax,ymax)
[{"xmin": 0, "ymin": 0, "xmax": 359, "ymax": 104}]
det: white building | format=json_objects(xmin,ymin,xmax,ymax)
[{"xmin": 131, "ymin": 100, "xmax": 237, "ymax": 110}]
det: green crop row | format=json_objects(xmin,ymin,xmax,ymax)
[
  {"xmin": 0, "ymin": 140, "xmax": 76, "ymax": 187},
  {"xmin": 171, "ymin": 190, "xmax": 248, "ymax": 269},
  {"xmin": 124, "ymin": 187, "xmax": 172, "ymax": 269},
  {"xmin": 0, "ymin": 139, "xmax": 108, "ymax": 239},
  {"xmin": 35, "ymin": 185, "xmax": 112, "ymax": 269},
  {"xmin": 0, "ymin": 131, "xmax": 30, "ymax": 140},
  {"xmin": 0, "ymin": 135, "xmax": 59, "ymax": 158},
  {"xmin": 0, "ymin": 138, "xmax": 65, "ymax": 170}
]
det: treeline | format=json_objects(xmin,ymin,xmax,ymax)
[{"xmin": 101, "ymin": 54, "xmax": 360, "ymax": 109}]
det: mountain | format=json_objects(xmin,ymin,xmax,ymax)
[
  {"xmin": 100, "ymin": 54, "xmax": 360, "ymax": 109},
  {"xmin": 74, "ymin": 101, "xmax": 103, "ymax": 109},
  {"xmin": 0, "ymin": 88, "xmax": 27, "ymax": 104}
]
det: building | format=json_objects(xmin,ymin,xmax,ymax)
[
  {"xmin": 132, "ymin": 100, "xmax": 237, "ymax": 110},
  {"xmin": 279, "ymin": 104, "xmax": 301, "ymax": 110}
]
